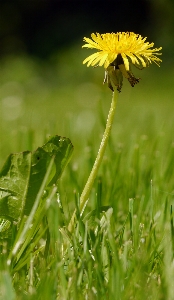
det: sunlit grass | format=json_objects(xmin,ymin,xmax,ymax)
[{"xmin": 0, "ymin": 45, "xmax": 174, "ymax": 299}]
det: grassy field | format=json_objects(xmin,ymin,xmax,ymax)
[{"xmin": 0, "ymin": 45, "xmax": 174, "ymax": 299}]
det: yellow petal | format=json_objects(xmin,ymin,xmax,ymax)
[
  {"xmin": 83, "ymin": 52, "xmax": 101, "ymax": 66},
  {"xmin": 90, "ymin": 53, "xmax": 107, "ymax": 67},
  {"xmin": 126, "ymin": 53, "xmax": 139, "ymax": 65},
  {"xmin": 121, "ymin": 53, "xmax": 130, "ymax": 70},
  {"xmin": 135, "ymin": 55, "xmax": 147, "ymax": 67},
  {"xmin": 98, "ymin": 53, "xmax": 108, "ymax": 66}
]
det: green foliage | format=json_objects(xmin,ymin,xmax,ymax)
[
  {"xmin": 0, "ymin": 50, "xmax": 174, "ymax": 299},
  {"xmin": 0, "ymin": 135, "xmax": 73, "ymax": 279},
  {"xmin": 0, "ymin": 135, "xmax": 73, "ymax": 222}
]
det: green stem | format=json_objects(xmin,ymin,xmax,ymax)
[
  {"xmin": 80, "ymin": 90, "xmax": 118, "ymax": 210},
  {"xmin": 68, "ymin": 90, "xmax": 118, "ymax": 231}
]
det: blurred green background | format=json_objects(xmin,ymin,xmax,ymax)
[{"xmin": 0, "ymin": 0, "xmax": 173, "ymax": 197}]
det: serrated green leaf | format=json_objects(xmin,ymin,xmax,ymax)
[{"xmin": 0, "ymin": 135, "xmax": 73, "ymax": 222}]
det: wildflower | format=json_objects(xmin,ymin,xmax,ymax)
[{"xmin": 82, "ymin": 32, "xmax": 162, "ymax": 92}]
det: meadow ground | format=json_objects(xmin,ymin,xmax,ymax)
[{"xmin": 0, "ymin": 45, "xmax": 174, "ymax": 299}]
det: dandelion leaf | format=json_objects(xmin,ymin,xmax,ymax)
[{"xmin": 0, "ymin": 135, "xmax": 73, "ymax": 222}]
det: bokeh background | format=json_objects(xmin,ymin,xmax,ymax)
[
  {"xmin": 0, "ymin": 0, "xmax": 173, "ymax": 60},
  {"xmin": 0, "ymin": 0, "xmax": 173, "ymax": 185}
]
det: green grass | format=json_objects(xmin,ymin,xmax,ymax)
[{"xmin": 0, "ymin": 45, "xmax": 174, "ymax": 299}]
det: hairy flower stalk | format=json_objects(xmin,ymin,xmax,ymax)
[
  {"xmin": 79, "ymin": 89, "xmax": 118, "ymax": 211},
  {"xmin": 68, "ymin": 32, "xmax": 162, "ymax": 232}
]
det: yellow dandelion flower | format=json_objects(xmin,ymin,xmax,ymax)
[{"xmin": 82, "ymin": 32, "xmax": 162, "ymax": 92}]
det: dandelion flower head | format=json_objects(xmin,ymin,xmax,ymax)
[
  {"xmin": 82, "ymin": 32, "xmax": 162, "ymax": 92},
  {"xmin": 82, "ymin": 32, "xmax": 162, "ymax": 70}
]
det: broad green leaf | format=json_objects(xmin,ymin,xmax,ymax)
[{"xmin": 0, "ymin": 135, "xmax": 73, "ymax": 222}]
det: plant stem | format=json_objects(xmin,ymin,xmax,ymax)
[
  {"xmin": 68, "ymin": 90, "xmax": 118, "ymax": 231},
  {"xmin": 80, "ymin": 90, "xmax": 118, "ymax": 210}
]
